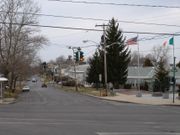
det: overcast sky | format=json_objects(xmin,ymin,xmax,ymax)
[{"xmin": 34, "ymin": 0, "xmax": 180, "ymax": 63}]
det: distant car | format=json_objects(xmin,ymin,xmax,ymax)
[
  {"xmin": 41, "ymin": 83, "xmax": 47, "ymax": 88},
  {"xmin": 32, "ymin": 78, "xmax": 37, "ymax": 82},
  {"xmin": 22, "ymin": 86, "xmax": 30, "ymax": 92}
]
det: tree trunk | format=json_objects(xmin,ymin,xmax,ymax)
[
  {"xmin": 13, "ymin": 76, "xmax": 18, "ymax": 91},
  {"xmin": 9, "ymin": 72, "xmax": 15, "ymax": 93}
]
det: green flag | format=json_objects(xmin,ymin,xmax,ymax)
[{"xmin": 169, "ymin": 37, "xmax": 174, "ymax": 45}]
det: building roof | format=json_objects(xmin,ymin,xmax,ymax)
[
  {"xmin": 64, "ymin": 64, "xmax": 180, "ymax": 79},
  {"xmin": 128, "ymin": 67, "xmax": 155, "ymax": 79}
]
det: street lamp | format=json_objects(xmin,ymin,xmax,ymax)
[
  {"xmin": 83, "ymin": 40, "xmax": 99, "ymax": 44},
  {"xmin": 83, "ymin": 40, "xmax": 119, "ymax": 96}
]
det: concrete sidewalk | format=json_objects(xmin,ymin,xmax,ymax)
[{"xmin": 100, "ymin": 92, "xmax": 180, "ymax": 106}]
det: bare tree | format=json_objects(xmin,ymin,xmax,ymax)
[
  {"xmin": 56, "ymin": 56, "xmax": 68, "ymax": 68},
  {"xmin": 129, "ymin": 51, "xmax": 144, "ymax": 66},
  {"xmin": 143, "ymin": 54, "xmax": 153, "ymax": 67},
  {"xmin": 151, "ymin": 46, "xmax": 170, "ymax": 68},
  {"xmin": 0, "ymin": 0, "xmax": 47, "ymax": 92}
]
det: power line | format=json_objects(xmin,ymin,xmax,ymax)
[
  {"xmin": 139, "ymin": 35, "xmax": 171, "ymax": 42},
  {"xmin": 26, "ymin": 14, "xmax": 180, "ymax": 28},
  {"xmin": 123, "ymin": 31, "xmax": 179, "ymax": 36},
  {"xmin": 0, "ymin": 21, "xmax": 102, "ymax": 31},
  {"xmin": 1, "ymin": 21, "xmax": 180, "ymax": 36},
  {"xmin": 0, "ymin": 11, "xmax": 180, "ymax": 28},
  {"xmin": 49, "ymin": 0, "xmax": 180, "ymax": 9},
  {"xmin": 139, "ymin": 48, "xmax": 180, "ymax": 53}
]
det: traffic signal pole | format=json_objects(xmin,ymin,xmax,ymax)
[
  {"xmin": 68, "ymin": 46, "xmax": 78, "ymax": 91},
  {"xmin": 68, "ymin": 46, "xmax": 85, "ymax": 91},
  {"xmin": 73, "ymin": 49, "xmax": 78, "ymax": 91}
]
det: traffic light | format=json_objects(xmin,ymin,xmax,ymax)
[
  {"xmin": 42, "ymin": 62, "xmax": 47, "ymax": 70},
  {"xmin": 73, "ymin": 48, "xmax": 84, "ymax": 62},
  {"xmin": 80, "ymin": 51, "xmax": 84, "ymax": 62},
  {"xmin": 74, "ymin": 51, "xmax": 79, "ymax": 62}
]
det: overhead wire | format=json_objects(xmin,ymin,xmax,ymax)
[
  {"xmin": 1, "ymin": 1, "xmax": 179, "ymax": 59},
  {"xmin": 139, "ymin": 48, "xmax": 180, "ymax": 53},
  {"xmin": 0, "ymin": 11, "xmax": 179, "ymax": 28},
  {"xmin": 138, "ymin": 35, "xmax": 171, "ymax": 42},
  {"xmin": 1, "ymin": 21, "xmax": 180, "ymax": 36},
  {"xmin": 49, "ymin": 33, "xmax": 179, "ymax": 58},
  {"xmin": 136, "ymin": 11, "xmax": 180, "ymax": 22},
  {"xmin": 49, "ymin": 0, "xmax": 180, "ymax": 9}
]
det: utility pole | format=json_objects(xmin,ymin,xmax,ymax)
[{"xmin": 96, "ymin": 24, "xmax": 109, "ymax": 96}]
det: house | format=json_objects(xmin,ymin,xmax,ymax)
[
  {"xmin": 63, "ymin": 64, "xmax": 180, "ymax": 90},
  {"xmin": 127, "ymin": 66, "xmax": 155, "ymax": 88},
  {"xmin": 62, "ymin": 64, "xmax": 89, "ymax": 84}
]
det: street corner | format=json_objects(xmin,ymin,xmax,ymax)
[
  {"xmin": 99, "ymin": 91, "xmax": 180, "ymax": 106},
  {"xmin": 0, "ymin": 98, "xmax": 16, "ymax": 105}
]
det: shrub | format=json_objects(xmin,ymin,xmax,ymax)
[
  {"xmin": 62, "ymin": 80, "xmax": 76, "ymax": 86},
  {"xmin": 140, "ymin": 82, "xmax": 149, "ymax": 91},
  {"xmin": 124, "ymin": 84, "xmax": 132, "ymax": 89}
]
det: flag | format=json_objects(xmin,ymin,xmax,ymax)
[
  {"xmin": 163, "ymin": 41, "xmax": 167, "ymax": 47},
  {"xmin": 126, "ymin": 36, "xmax": 138, "ymax": 45},
  {"xmin": 169, "ymin": 37, "xmax": 174, "ymax": 45}
]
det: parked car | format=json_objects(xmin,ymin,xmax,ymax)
[
  {"xmin": 41, "ymin": 83, "xmax": 47, "ymax": 88},
  {"xmin": 22, "ymin": 86, "xmax": 30, "ymax": 92}
]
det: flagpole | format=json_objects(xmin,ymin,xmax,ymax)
[
  {"xmin": 172, "ymin": 35, "xmax": 176, "ymax": 103},
  {"xmin": 126, "ymin": 35, "xmax": 141, "ymax": 97},
  {"xmin": 136, "ymin": 35, "xmax": 142, "ymax": 97},
  {"xmin": 173, "ymin": 36, "xmax": 175, "ymax": 60}
]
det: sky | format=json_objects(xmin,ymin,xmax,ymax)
[{"xmin": 34, "ymin": 0, "xmax": 180, "ymax": 63}]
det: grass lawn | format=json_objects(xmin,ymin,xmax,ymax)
[
  {"xmin": 4, "ymin": 87, "xmax": 22, "ymax": 98},
  {"xmin": 56, "ymin": 85, "xmax": 115, "ymax": 97}
]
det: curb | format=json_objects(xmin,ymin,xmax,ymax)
[
  {"xmin": 84, "ymin": 93, "xmax": 180, "ymax": 107},
  {"xmin": 54, "ymin": 85, "xmax": 180, "ymax": 107},
  {"xmin": 84, "ymin": 93, "xmax": 138, "ymax": 104}
]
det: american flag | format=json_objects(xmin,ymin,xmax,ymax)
[{"xmin": 126, "ymin": 36, "xmax": 138, "ymax": 45}]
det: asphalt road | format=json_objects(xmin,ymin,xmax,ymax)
[{"xmin": 0, "ymin": 81, "xmax": 180, "ymax": 135}]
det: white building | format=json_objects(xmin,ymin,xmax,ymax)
[{"xmin": 63, "ymin": 64, "xmax": 180, "ymax": 90}]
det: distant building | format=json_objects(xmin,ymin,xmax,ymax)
[{"xmin": 62, "ymin": 64, "xmax": 88, "ymax": 84}]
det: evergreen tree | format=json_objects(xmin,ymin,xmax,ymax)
[
  {"xmin": 153, "ymin": 58, "xmax": 170, "ymax": 92},
  {"xmin": 86, "ymin": 51, "xmax": 102, "ymax": 86},
  {"xmin": 176, "ymin": 61, "xmax": 180, "ymax": 68},
  {"xmin": 105, "ymin": 18, "xmax": 131, "ymax": 88}
]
